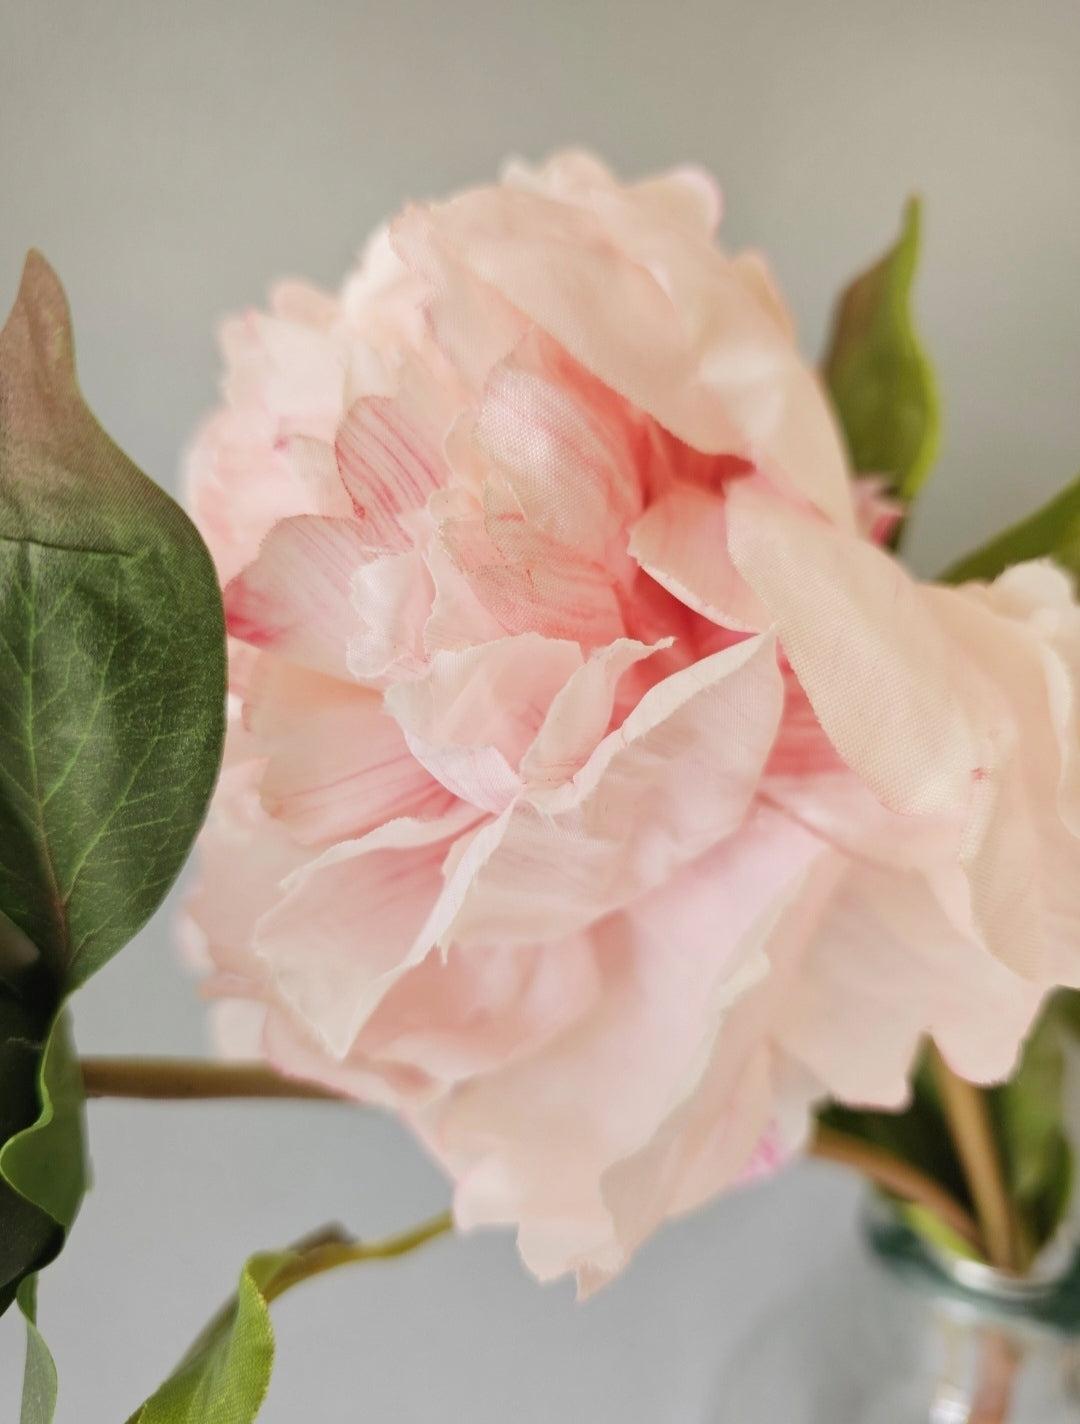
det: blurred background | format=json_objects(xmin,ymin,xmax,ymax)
[{"xmin": 2, "ymin": 1, "xmax": 1080, "ymax": 1417}]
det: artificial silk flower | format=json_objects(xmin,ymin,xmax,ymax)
[{"xmin": 180, "ymin": 151, "xmax": 1076, "ymax": 1291}]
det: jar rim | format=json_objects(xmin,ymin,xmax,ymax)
[{"xmin": 862, "ymin": 1193, "xmax": 1080, "ymax": 1331}]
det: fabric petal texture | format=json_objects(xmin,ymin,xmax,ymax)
[{"xmin": 180, "ymin": 149, "xmax": 1080, "ymax": 1292}]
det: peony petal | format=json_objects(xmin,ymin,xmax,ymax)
[
  {"xmin": 923, "ymin": 579, "xmax": 1080, "ymax": 985},
  {"xmin": 520, "ymin": 636, "xmax": 671, "ymax": 789},
  {"xmin": 439, "ymin": 501, "xmax": 625, "ymax": 646},
  {"xmin": 347, "ymin": 547, "xmax": 435, "ymax": 682},
  {"xmin": 224, "ymin": 515, "xmax": 372, "ymax": 679},
  {"xmin": 336, "ymin": 388, "xmax": 450, "ymax": 553},
  {"xmin": 431, "ymin": 808, "xmax": 821, "ymax": 1285},
  {"xmin": 776, "ymin": 860, "xmax": 1045, "ymax": 1104},
  {"xmin": 389, "ymin": 634, "xmax": 581, "ymax": 759},
  {"xmin": 245, "ymin": 654, "xmax": 456, "ymax": 845},
  {"xmin": 437, "ymin": 633, "xmax": 784, "ymax": 948},
  {"xmin": 727, "ymin": 481, "xmax": 988, "ymax": 818},
  {"xmin": 220, "ymin": 310, "xmax": 347, "ymax": 442},
  {"xmin": 254, "ymin": 805, "xmax": 482, "ymax": 1059},
  {"xmin": 629, "ymin": 484, "xmax": 770, "ymax": 633},
  {"xmin": 358, "ymin": 933, "xmax": 602, "ymax": 1091},
  {"xmin": 473, "ymin": 341, "xmax": 644, "ymax": 563},
  {"xmin": 396, "ymin": 182, "xmax": 854, "ymax": 529}
]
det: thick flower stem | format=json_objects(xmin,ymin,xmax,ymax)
[
  {"xmin": 85, "ymin": 1058, "xmax": 990, "ymax": 1263},
  {"xmin": 927, "ymin": 1045, "xmax": 1023, "ymax": 1272},
  {"xmin": 810, "ymin": 1124, "xmax": 985, "ymax": 1254},
  {"xmin": 79, "ymin": 1056, "xmax": 342, "ymax": 1101}
]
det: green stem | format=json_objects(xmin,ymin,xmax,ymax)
[
  {"xmin": 263, "ymin": 1212, "xmax": 454, "ymax": 1304},
  {"xmin": 80, "ymin": 1057, "xmax": 340, "ymax": 1101}
]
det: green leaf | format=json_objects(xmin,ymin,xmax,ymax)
[
  {"xmin": 128, "ymin": 1251, "xmax": 280, "ymax": 1424},
  {"xmin": 1, "ymin": 1008, "xmax": 87, "ymax": 1231},
  {"xmin": 0, "ymin": 1007, "xmax": 87, "ymax": 1316},
  {"xmin": 941, "ymin": 473, "xmax": 1080, "ymax": 585},
  {"xmin": 987, "ymin": 1000, "xmax": 1074, "ymax": 1257},
  {"xmin": 127, "ymin": 1215, "xmax": 452, "ymax": 1424},
  {"xmin": 823, "ymin": 197, "xmax": 940, "ymax": 502},
  {"xmin": 17, "ymin": 1276, "xmax": 59, "ymax": 1424},
  {"xmin": 0, "ymin": 250, "xmax": 227, "ymax": 990},
  {"xmin": 896, "ymin": 1201, "xmax": 981, "ymax": 1263},
  {"xmin": 0, "ymin": 970, "xmax": 57, "ymax": 1314}
]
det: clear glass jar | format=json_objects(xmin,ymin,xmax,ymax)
[{"xmin": 713, "ymin": 1197, "xmax": 1080, "ymax": 1422}]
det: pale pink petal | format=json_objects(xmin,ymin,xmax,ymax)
[
  {"xmin": 346, "ymin": 548, "xmax": 435, "ymax": 682},
  {"xmin": 439, "ymin": 501, "xmax": 625, "ymax": 646},
  {"xmin": 180, "ymin": 760, "xmax": 310, "ymax": 987},
  {"xmin": 396, "ymin": 183, "xmax": 854, "ymax": 528},
  {"xmin": 359, "ymin": 934, "xmax": 602, "ymax": 1090},
  {"xmin": 776, "ymin": 860, "xmax": 1046, "ymax": 1103},
  {"xmin": 437, "ymin": 634, "xmax": 784, "ymax": 949},
  {"xmin": 589, "ymin": 815, "xmax": 831, "ymax": 1289},
  {"xmin": 730, "ymin": 252, "xmax": 797, "ymax": 341},
  {"xmin": 224, "ymin": 516, "xmax": 371, "ymax": 679},
  {"xmin": 727, "ymin": 481, "xmax": 988, "ymax": 818},
  {"xmin": 629, "ymin": 484, "xmax": 770, "ymax": 632},
  {"xmin": 254, "ymin": 805, "xmax": 482, "ymax": 1059},
  {"xmin": 473, "ymin": 342, "xmax": 644, "ymax": 563},
  {"xmin": 245, "ymin": 655, "xmax": 455, "ymax": 845},
  {"xmin": 421, "ymin": 533, "xmax": 510, "ymax": 653},
  {"xmin": 389, "ymin": 208, "xmax": 529, "ymax": 393},
  {"xmin": 923, "ymin": 579, "xmax": 1080, "ymax": 985},
  {"xmin": 220, "ymin": 310, "xmax": 347, "ymax": 442},
  {"xmin": 429, "ymin": 808, "xmax": 821, "ymax": 1285},
  {"xmin": 336, "ymin": 388, "xmax": 451, "ymax": 553},
  {"xmin": 269, "ymin": 279, "xmax": 339, "ymax": 329},
  {"xmin": 968, "ymin": 562, "xmax": 1080, "ymax": 838},
  {"xmin": 183, "ymin": 407, "xmax": 319, "ymax": 583},
  {"xmin": 520, "ymin": 637, "xmax": 671, "ymax": 789}
]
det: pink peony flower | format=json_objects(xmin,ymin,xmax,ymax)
[{"xmin": 181, "ymin": 152, "xmax": 1078, "ymax": 1291}]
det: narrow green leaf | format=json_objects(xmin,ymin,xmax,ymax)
[
  {"xmin": 17, "ymin": 1276, "xmax": 59, "ymax": 1424},
  {"xmin": 823, "ymin": 198, "xmax": 940, "ymax": 502},
  {"xmin": 128, "ymin": 1215, "xmax": 452, "ymax": 1424},
  {"xmin": 896, "ymin": 1201, "xmax": 981, "ymax": 1263},
  {"xmin": 0, "ymin": 971, "xmax": 57, "ymax": 1314},
  {"xmin": 941, "ymin": 474, "xmax": 1080, "ymax": 585},
  {"xmin": 987, "ymin": 1000, "xmax": 1074, "ymax": 1256},
  {"xmin": 1, "ymin": 1008, "xmax": 87, "ymax": 1231},
  {"xmin": 0, "ymin": 251, "xmax": 227, "ymax": 990},
  {"xmin": 0, "ymin": 1008, "xmax": 87, "ymax": 1316}
]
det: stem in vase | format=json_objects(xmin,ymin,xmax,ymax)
[{"xmin": 927, "ymin": 1045, "xmax": 1023, "ymax": 1273}]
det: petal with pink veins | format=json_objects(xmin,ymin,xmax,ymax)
[
  {"xmin": 225, "ymin": 516, "xmax": 373, "ymax": 679},
  {"xmin": 254, "ymin": 804, "xmax": 483, "ymax": 1059},
  {"xmin": 245, "ymin": 655, "xmax": 456, "ymax": 845},
  {"xmin": 520, "ymin": 637, "xmax": 671, "ymax": 789},
  {"xmin": 435, "ymin": 633, "xmax": 784, "ymax": 949}
]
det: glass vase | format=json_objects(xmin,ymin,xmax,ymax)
[{"xmin": 713, "ymin": 1197, "xmax": 1080, "ymax": 1422}]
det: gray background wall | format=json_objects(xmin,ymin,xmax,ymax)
[{"xmin": 1, "ymin": 1, "xmax": 1079, "ymax": 1418}]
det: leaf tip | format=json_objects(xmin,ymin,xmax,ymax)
[{"xmin": 2, "ymin": 249, "xmax": 75, "ymax": 379}]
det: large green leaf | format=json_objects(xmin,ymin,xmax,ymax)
[
  {"xmin": 823, "ymin": 198, "xmax": 940, "ymax": 503},
  {"xmin": 941, "ymin": 473, "xmax": 1080, "ymax": 585},
  {"xmin": 0, "ymin": 251, "xmax": 228, "ymax": 1410},
  {"xmin": 0, "ymin": 251, "xmax": 227, "ymax": 990},
  {"xmin": 127, "ymin": 1216, "xmax": 452, "ymax": 1424}
]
